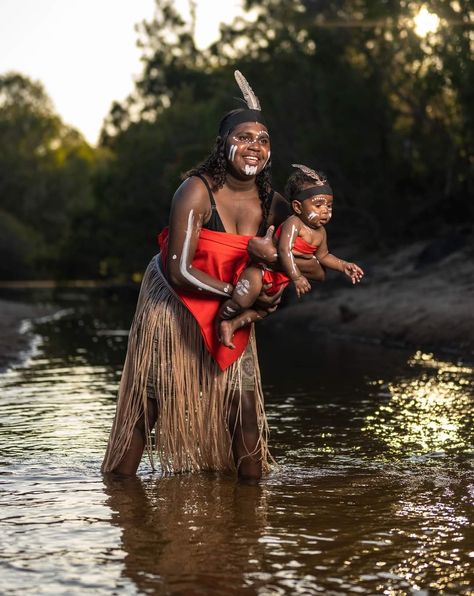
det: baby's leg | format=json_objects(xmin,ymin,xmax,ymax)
[
  {"xmin": 219, "ymin": 308, "xmax": 267, "ymax": 349},
  {"xmin": 218, "ymin": 265, "xmax": 264, "ymax": 321},
  {"xmin": 217, "ymin": 266, "xmax": 265, "ymax": 349}
]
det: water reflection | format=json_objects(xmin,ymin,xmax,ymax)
[
  {"xmin": 0, "ymin": 295, "xmax": 473, "ymax": 594},
  {"xmin": 363, "ymin": 351, "xmax": 473, "ymax": 456},
  {"xmin": 104, "ymin": 474, "xmax": 269, "ymax": 594}
]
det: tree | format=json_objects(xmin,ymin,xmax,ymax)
[{"xmin": 0, "ymin": 72, "xmax": 95, "ymax": 278}]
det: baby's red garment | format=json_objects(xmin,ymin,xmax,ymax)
[
  {"xmin": 260, "ymin": 224, "xmax": 317, "ymax": 295},
  {"xmin": 158, "ymin": 227, "xmax": 252, "ymax": 370}
]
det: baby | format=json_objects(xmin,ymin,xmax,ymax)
[{"xmin": 218, "ymin": 163, "xmax": 364, "ymax": 348}]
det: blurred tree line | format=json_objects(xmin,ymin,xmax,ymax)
[{"xmin": 1, "ymin": 0, "xmax": 472, "ymax": 280}]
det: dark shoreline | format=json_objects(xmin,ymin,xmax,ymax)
[
  {"xmin": 0, "ymin": 298, "xmax": 57, "ymax": 372},
  {"xmin": 1, "ymin": 235, "xmax": 473, "ymax": 372}
]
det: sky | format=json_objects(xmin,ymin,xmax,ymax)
[{"xmin": 0, "ymin": 0, "xmax": 244, "ymax": 145}]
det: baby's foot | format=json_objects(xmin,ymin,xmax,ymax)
[{"xmin": 219, "ymin": 320, "xmax": 236, "ymax": 349}]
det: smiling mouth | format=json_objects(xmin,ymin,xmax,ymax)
[{"xmin": 243, "ymin": 155, "xmax": 259, "ymax": 164}]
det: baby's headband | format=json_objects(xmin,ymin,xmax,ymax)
[{"xmin": 292, "ymin": 163, "xmax": 332, "ymax": 201}]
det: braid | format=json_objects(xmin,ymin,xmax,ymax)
[
  {"xmin": 256, "ymin": 165, "xmax": 273, "ymax": 227},
  {"xmin": 183, "ymin": 137, "xmax": 227, "ymax": 191}
]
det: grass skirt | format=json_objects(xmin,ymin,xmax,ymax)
[{"xmin": 101, "ymin": 255, "xmax": 270, "ymax": 475}]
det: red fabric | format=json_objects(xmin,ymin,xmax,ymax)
[
  {"xmin": 274, "ymin": 224, "xmax": 317, "ymax": 254},
  {"xmin": 260, "ymin": 224, "xmax": 317, "ymax": 294},
  {"xmin": 158, "ymin": 227, "xmax": 252, "ymax": 370}
]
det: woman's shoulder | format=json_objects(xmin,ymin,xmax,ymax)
[{"xmin": 172, "ymin": 175, "xmax": 212, "ymax": 209}]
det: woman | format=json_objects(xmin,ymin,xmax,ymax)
[{"xmin": 102, "ymin": 71, "xmax": 324, "ymax": 482}]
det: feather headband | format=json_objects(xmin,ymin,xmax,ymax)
[
  {"xmin": 291, "ymin": 163, "xmax": 333, "ymax": 201},
  {"xmin": 219, "ymin": 70, "xmax": 266, "ymax": 137},
  {"xmin": 292, "ymin": 163, "xmax": 327, "ymax": 185}
]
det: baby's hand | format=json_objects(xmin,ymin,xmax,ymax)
[
  {"xmin": 293, "ymin": 275, "xmax": 311, "ymax": 298},
  {"xmin": 341, "ymin": 261, "xmax": 364, "ymax": 284}
]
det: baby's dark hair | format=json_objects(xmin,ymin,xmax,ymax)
[{"xmin": 284, "ymin": 169, "xmax": 330, "ymax": 202}]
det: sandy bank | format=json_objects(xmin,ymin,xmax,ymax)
[
  {"xmin": 270, "ymin": 234, "xmax": 474, "ymax": 357},
  {"xmin": 0, "ymin": 234, "xmax": 472, "ymax": 372}
]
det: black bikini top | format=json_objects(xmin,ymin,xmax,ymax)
[{"xmin": 195, "ymin": 174, "xmax": 270, "ymax": 237}]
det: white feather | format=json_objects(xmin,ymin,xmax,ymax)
[{"xmin": 234, "ymin": 70, "xmax": 261, "ymax": 111}]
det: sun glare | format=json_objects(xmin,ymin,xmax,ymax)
[{"xmin": 414, "ymin": 6, "xmax": 440, "ymax": 37}]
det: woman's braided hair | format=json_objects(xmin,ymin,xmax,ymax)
[{"xmin": 183, "ymin": 132, "xmax": 273, "ymax": 229}]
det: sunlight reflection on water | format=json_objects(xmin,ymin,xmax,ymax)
[
  {"xmin": 363, "ymin": 351, "xmax": 473, "ymax": 456},
  {"xmin": 0, "ymin": 309, "xmax": 473, "ymax": 594}
]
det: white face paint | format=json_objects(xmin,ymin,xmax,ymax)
[
  {"xmin": 228, "ymin": 144, "xmax": 237, "ymax": 162},
  {"xmin": 172, "ymin": 254, "xmax": 177, "ymax": 260},
  {"xmin": 180, "ymin": 210, "xmax": 228, "ymax": 297},
  {"xmin": 262, "ymin": 150, "xmax": 271, "ymax": 169},
  {"xmin": 244, "ymin": 164, "xmax": 258, "ymax": 176},
  {"xmin": 307, "ymin": 212, "xmax": 318, "ymax": 221}
]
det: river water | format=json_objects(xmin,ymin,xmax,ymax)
[{"xmin": 0, "ymin": 289, "xmax": 473, "ymax": 595}]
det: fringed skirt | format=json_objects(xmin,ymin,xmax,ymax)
[{"xmin": 101, "ymin": 255, "xmax": 271, "ymax": 475}]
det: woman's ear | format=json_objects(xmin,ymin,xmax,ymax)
[{"xmin": 292, "ymin": 200, "xmax": 302, "ymax": 214}]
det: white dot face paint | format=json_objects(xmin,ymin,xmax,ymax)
[
  {"xmin": 180, "ymin": 209, "xmax": 229, "ymax": 297},
  {"xmin": 172, "ymin": 254, "xmax": 177, "ymax": 260},
  {"xmin": 223, "ymin": 285, "xmax": 230, "ymax": 293}
]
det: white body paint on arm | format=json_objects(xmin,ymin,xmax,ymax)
[{"xmin": 180, "ymin": 209, "xmax": 229, "ymax": 297}]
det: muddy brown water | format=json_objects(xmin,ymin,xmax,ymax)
[{"xmin": 0, "ymin": 290, "xmax": 473, "ymax": 594}]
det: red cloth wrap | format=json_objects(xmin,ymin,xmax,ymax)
[
  {"xmin": 158, "ymin": 227, "xmax": 252, "ymax": 370},
  {"xmin": 261, "ymin": 224, "xmax": 317, "ymax": 295}
]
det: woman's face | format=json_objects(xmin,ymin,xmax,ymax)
[{"xmin": 225, "ymin": 122, "xmax": 271, "ymax": 177}]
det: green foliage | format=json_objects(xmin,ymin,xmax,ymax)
[
  {"xmin": 0, "ymin": 209, "xmax": 44, "ymax": 279},
  {"xmin": 2, "ymin": 1, "xmax": 472, "ymax": 280},
  {"xmin": 0, "ymin": 72, "xmax": 95, "ymax": 278}
]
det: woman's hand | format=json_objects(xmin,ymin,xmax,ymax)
[
  {"xmin": 254, "ymin": 283, "xmax": 284, "ymax": 314},
  {"xmin": 247, "ymin": 226, "xmax": 278, "ymax": 265}
]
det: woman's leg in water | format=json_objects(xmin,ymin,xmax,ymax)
[
  {"xmin": 112, "ymin": 398, "xmax": 158, "ymax": 476},
  {"xmin": 228, "ymin": 387, "xmax": 262, "ymax": 483}
]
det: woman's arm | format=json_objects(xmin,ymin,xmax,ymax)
[{"xmin": 166, "ymin": 178, "xmax": 233, "ymax": 297}]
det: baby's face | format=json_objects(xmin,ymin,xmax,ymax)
[{"xmin": 293, "ymin": 193, "xmax": 333, "ymax": 229}]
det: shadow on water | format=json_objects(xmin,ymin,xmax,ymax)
[{"xmin": 0, "ymin": 288, "xmax": 473, "ymax": 594}]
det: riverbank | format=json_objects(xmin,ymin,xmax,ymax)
[
  {"xmin": 270, "ymin": 232, "xmax": 474, "ymax": 358},
  {"xmin": 0, "ymin": 299, "xmax": 56, "ymax": 372},
  {"xmin": 0, "ymin": 232, "xmax": 473, "ymax": 372}
]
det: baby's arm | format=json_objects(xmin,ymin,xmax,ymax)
[
  {"xmin": 316, "ymin": 229, "xmax": 364, "ymax": 285},
  {"xmin": 278, "ymin": 216, "xmax": 311, "ymax": 297}
]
